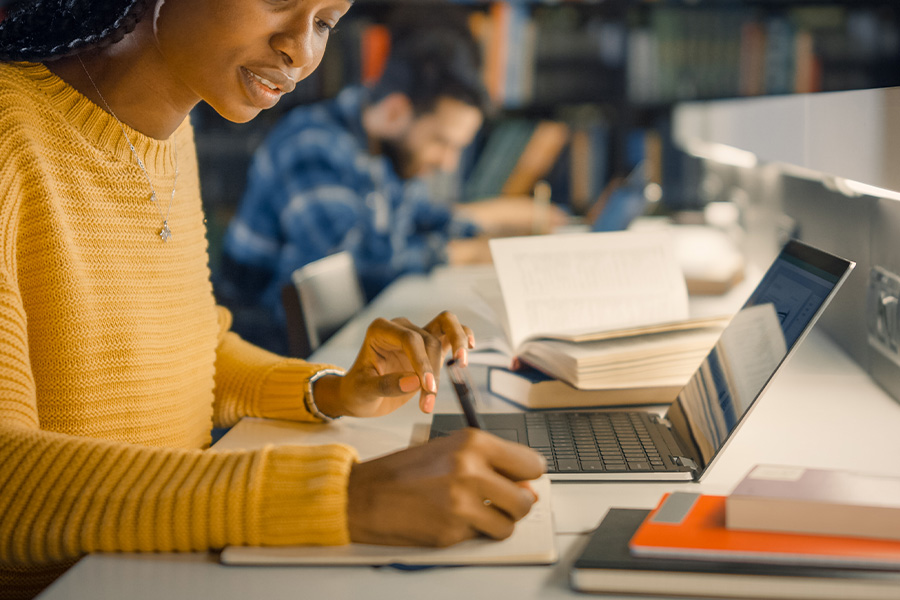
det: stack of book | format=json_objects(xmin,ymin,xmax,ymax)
[
  {"xmin": 470, "ymin": 230, "xmax": 730, "ymax": 408},
  {"xmin": 570, "ymin": 465, "xmax": 900, "ymax": 599},
  {"xmin": 487, "ymin": 363, "xmax": 682, "ymax": 410}
]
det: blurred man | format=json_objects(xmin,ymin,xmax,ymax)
[{"xmin": 220, "ymin": 23, "xmax": 563, "ymax": 353}]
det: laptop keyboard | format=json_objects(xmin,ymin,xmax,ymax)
[{"xmin": 524, "ymin": 412, "xmax": 669, "ymax": 473}]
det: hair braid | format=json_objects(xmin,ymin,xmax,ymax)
[{"xmin": 0, "ymin": 0, "xmax": 152, "ymax": 62}]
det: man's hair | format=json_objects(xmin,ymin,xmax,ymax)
[
  {"xmin": 369, "ymin": 23, "xmax": 491, "ymax": 118},
  {"xmin": 0, "ymin": 0, "xmax": 151, "ymax": 62}
]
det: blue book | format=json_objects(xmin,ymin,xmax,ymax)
[{"xmin": 487, "ymin": 364, "xmax": 677, "ymax": 410}]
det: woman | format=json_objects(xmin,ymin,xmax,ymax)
[{"xmin": 0, "ymin": 1, "xmax": 544, "ymax": 597}]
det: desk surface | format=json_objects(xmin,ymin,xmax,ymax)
[{"xmin": 38, "ymin": 266, "xmax": 900, "ymax": 600}]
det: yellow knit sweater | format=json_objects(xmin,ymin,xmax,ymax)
[{"xmin": 0, "ymin": 63, "xmax": 358, "ymax": 599}]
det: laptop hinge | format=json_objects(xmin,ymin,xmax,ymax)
[
  {"xmin": 670, "ymin": 455, "xmax": 700, "ymax": 479},
  {"xmin": 655, "ymin": 416, "xmax": 672, "ymax": 428}
]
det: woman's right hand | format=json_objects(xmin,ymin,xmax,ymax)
[{"xmin": 346, "ymin": 429, "xmax": 546, "ymax": 547}]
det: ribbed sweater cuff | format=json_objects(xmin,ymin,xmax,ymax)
[
  {"xmin": 257, "ymin": 362, "xmax": 344, "ymax": 422},
  {"xmin": 257, "ymin": 444, "xmax": 358, "ymax": 546}
]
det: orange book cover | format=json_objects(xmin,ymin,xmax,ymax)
[
  {"xmin": 361, "ymin": 24, "xmax": 391, "ymax": 85},
  {"xmin": 485, "ymin": 2, "xmax": 510, "ymax": 105},
  {"xmin": 629, "ymin": 492, "xmax": 900, "ymax": 570},
  {"xmin": 501, "ymin": 120, "xmax": 570, "ymax": 196},
  {"xmin": 738, "ymin": 21, "xmax": 766, "ymax": 97}
]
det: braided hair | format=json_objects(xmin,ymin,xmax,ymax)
[{"xmin": 0, "ymin": 0, "xmax": 152, "ymax": 62}]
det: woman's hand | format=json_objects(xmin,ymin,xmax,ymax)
[
  {"xmin": 312, "ymin": 311, "xmax": 474, "ymax": 418},
  {"xmin": 347, "ymin": 429, "xmax": 546, "ymax": 546}
]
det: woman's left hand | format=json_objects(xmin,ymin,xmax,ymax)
[{"xmin": 312, "ymin": 311, "xmax": 474, "ymax": 418}]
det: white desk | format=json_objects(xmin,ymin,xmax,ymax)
[{"xmin": 38, "ymin": 266, "xmax": 900, "ymax": 600}]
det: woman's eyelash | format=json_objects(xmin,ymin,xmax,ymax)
[{"xmin": 316, "ymin": 20, "xmax": 337, "ymax": 34}]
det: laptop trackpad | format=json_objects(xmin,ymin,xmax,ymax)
[{"xmin": 487, "ymin": 428, "xmax": 520, "ymax": 443}]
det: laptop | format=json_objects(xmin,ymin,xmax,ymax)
[{"xmin": 429, "ymin": 239, "xmax": 855, "ymax": 481}]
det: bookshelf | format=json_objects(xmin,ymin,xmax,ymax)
[{"xmin": 193, "ymin": 0, "xmax": 900, "ymax": 273}]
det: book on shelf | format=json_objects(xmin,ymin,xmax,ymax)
[
  {"xmin": 764, "ymin": 16, "xmax": 795, "ymax": 95},
  {"xmin": 221, "ymin": 477, "xmax": 555, "ymax": 567},
  {"xmin": 726, "ymin": 464, "xmax": 900, "ymax": 542},
  {"xmin": 628, "ymin": 492, "xmax": 900, "ymax": 570},
  {"xmin": 487, "ymin": 363, "xmax": 680, "ymax": 410},
  {"xmin": 464, "ymin": 119, "xmax": 537, "ymax": 201},
  {"xmin": 359, "ymin": 23, "xmax": 391, "ymax": 85},
  {"xmin": 501, "ymin": 120, "xmax": 570, "ymax": 197},
  {"xmin": 470, "ymin": 230, "xmax": 729, "ymax": 390},
  {"xmin": 739, "ymin": 20, "xmax": 767, "ymax": 97},
  {"xmin": 570, "ymin": 507, "xmax": 900, "ymax": 600},
  {"xmin": 568, "ymin": 122, "xmax": 610, "ymax": 215}
]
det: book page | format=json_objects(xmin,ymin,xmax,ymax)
[{"xmin": 489, "ymin": 231, "xmax": 689, "ymax": 351}]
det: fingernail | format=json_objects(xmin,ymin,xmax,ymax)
[
  {"xmin": 425, "ymin": 372, "xmax": 437, "ymax": 393},
  {"xmin": 455, "ymin": 347, "xmax": 468, "ymax": 367},
  {"xmin": 468, "ymin": 334, "xmax": 476, "ymax": 349},
  {"xmin": 519, "ymin": 483, "xmax": 539, "ymax": 503},
  {"xmin": 424, "ymin": 394, "xmax": 435, "ymax": 413},
  {"xmin": 399, "ymin": 375, "xmax": 420, "ymax": 393}
]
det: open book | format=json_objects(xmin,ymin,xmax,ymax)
[{"xmin": 472, "ymin": 231, "xmax": 728, "ymax": 391}]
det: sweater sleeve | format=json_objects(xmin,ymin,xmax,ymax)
[
  {"xmin": 210, "ymin": 306, "xmax": 346, "ymax": 427},
  {"xmin": 0, "ymin": 276, "xmax": 358, "ymax": 579}
]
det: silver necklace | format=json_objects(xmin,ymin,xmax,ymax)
[{"xmin": 78, "ymin": 57, "xmax": 178, "ymax": 242}]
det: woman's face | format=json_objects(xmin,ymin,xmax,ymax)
[{"xmin": 153, "ymin": 0, "xmax": 352, "ymax": 122}]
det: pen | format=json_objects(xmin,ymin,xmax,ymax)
[
  {"xmin": 446, "ymin": 359, "xmax": 541, "ymax": 502},
  {"xmin": 445, "ymin": 358, "xmax": 487, "ymax": 430}
]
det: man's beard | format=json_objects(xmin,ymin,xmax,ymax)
[{"xmin": 380, "ymin": 137, "xmax": 417, "ymax": 180}]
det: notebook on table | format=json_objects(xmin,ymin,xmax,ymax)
[
  {"xmin": 220, "ymin": 476, "xmax": 556, "ymax": 566},
  {"xmin": 430, "ymin": 239, "xmax": 855, "ymax": 481}
]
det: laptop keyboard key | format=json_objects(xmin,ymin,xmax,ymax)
[
  {"xmin": 527, "ymin": 430, "xmax": 551, "ymax": 448},
  {"xmin": 579, "ymin": 461, "xmax": 605, "ymax": 472},
  {"xmin": 555, "ymin": 459, "xmax": 581, "ymax": 472}
]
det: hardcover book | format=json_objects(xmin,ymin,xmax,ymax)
[
  {"xmin": 726, "ymin": 464, "xmax": 900, "ymax": 541},
  {"xmin": 628, "ymin": 492, "xmax": 900, "ymax": 570},
  {"xmin": 487, "ymin": 364, "xmax": 679, "ymax": 410}
]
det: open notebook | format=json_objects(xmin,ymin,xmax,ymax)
[{"xmin": 219, "ymin": 476, "xmax": 556, "ymax": 567}]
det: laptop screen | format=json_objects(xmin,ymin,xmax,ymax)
[{"xmin": 665, "ymin": 240, "xmax": 855, "ymax": 475}]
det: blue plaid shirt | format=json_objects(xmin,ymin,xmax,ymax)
[{"xmin": 222, "ymin": 87, "xmax": 480, "ymax": 325}]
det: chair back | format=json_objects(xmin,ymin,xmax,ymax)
[{"xmin": 282, "ymin": 251, "xmax": 366, "ymax": 358}]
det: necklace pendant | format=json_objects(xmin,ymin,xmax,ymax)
[{"xmin": 79, "ymin": 57, "xmax": 178, "ymax": 244}]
